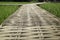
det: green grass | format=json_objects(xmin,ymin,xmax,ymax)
[
  {"xmin": 39, "ymin": 2, "xmax": 60, "ymax": 17},
  {"xmin": 0, "ymin": 2, "xmax": 33, "ymax": 24},
  {"xmin": 0, "ymin": 5, "xmax": 19, "ymax": 24},
  {"xmin": 0, "ymin": 2, "xmax": 32, "ymax": 5}
]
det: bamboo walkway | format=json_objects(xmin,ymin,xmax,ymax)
[{"xmin": 0, "ymin": 4, "xmax": 60, "ymax": 40}]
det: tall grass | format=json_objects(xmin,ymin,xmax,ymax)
[
  {"xmin": 0, "ymin": 5, "xmax": 18, "ymax": 24},
  {"xmin": 40, "ymin": 2, "xmax": 60, "ymax": 17}
]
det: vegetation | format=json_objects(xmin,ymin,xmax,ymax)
[
  {"xmin": 0, "ymin": 2, "xmax": 32, "ymax": 24},
  {"xmin": 32, "ymin": 0, "xmax": 38, "ymax": 2},
  {"xmin": 0, "ymin": 2, "xmax": 32, "ymax": 5},
  {"xmin": 0, "ymin": 5, "xmax": 19, "ymax": 24},
  {"xmin": 39, "ymin": 2, "xmax": 60, "ymax": 17},
  {"xmin": 0, "ymin": 0, "xmax": 60, "ymax": 2},
  {"xmin": 0, "ymin": 0, "xmax": 31, "ymax": 2}
]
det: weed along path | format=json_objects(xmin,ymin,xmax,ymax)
[{"xmin": 0, "ymin": 4, "xmax": 60, "ymax": 40}]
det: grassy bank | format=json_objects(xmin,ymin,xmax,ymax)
[
  {"xmin": 39, "ymin": 2, "xmax": 60, "ymax": 17},
  {"xmin": 0, "ymin": 5, "xmax": 19, "ymax": 24}
]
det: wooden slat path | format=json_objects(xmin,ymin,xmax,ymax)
[
  {"xmin": 0, "ymin": 26, "xmax": 60, "ymax": 40},
  {"xmin": 0, "ymin": 4, "xmax": 60, "ymax": 40},
  {"xmin": 1, "ymin": 4, "xmax": 60, "ymax": 26}
]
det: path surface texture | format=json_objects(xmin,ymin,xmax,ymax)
[{"xmin": 0, "ymin": 4, "xmax": 60, "ymax": 40}]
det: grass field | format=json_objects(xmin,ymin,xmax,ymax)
[
  {"xmin": 39, "ymin": 2, "xmax": 60, "ymax": 17},
  {"xmin": 0, "ymin": 2, "xmax": 32, "ymax": 24},
  {"xmin": 0, "ymin": 2, "xmax": 32, "ymax": 5},
  {"xmin": 0, "ymin": 5, "xmax": 19, "ymax": 24}
]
